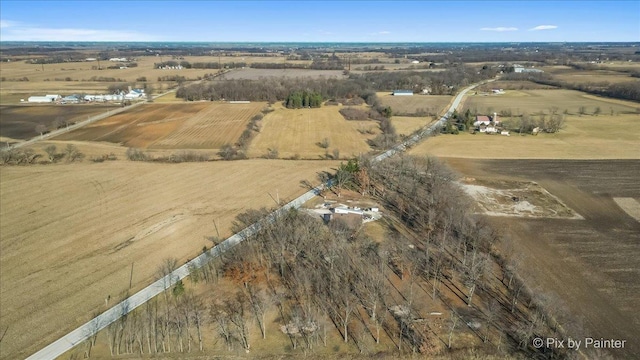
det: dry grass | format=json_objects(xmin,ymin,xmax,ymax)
[
  {"xmin": 410, "ymin": 113, "xmax": 640, "ymax": 159},
  {"xmin": 0, "ymin": 55, "xmax": 231, "ymax": 102},
  {"xmin": 553, "ymin": 72, "xmax": 639, "ymax": 85},
  {"xmin": 0, "ymin": 159, "xmax": 337, "ymax": 360},
  {"xmin": 392, "ymin": 116, "xmax": 432, "ymax": 136},
  {"xmin": 248, "ymin": 104, "xmax": 378, "ymax": 159},
  {"xmin": 53, "ymin": 102, "xmax": 265, "ymax": 149},
  {"xmin": 376, "ymin": 92, "xmax": 452, "ymax": 116},
  {"xmin": 464, "ymin": 89, "xmax": 639, "ymax": 115}
]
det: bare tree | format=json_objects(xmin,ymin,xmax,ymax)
[
  {"xmin": 44, "ymin": 144, "xmax": 57, "ymax": 162},
  {"xmin": 227, "ymin": 292, "xmax": 251, "ymax": 352},
  {"xmin": 64, "ymin": 144, "xmax": 84, "ymax": 162},
  {"xmin": 447, "ymin": 309, "xmax": 460, "ymax": 349},
  {"xmin": 463, "ymin": 252, "xmax": 488, "ymax": 307},
  {"xmin": 210, "ymin": 302, "xmax": 233, "ymax": 351},
  {"xmin": 246, "ymin": 284, "xmax": 271, "ymax": 339},
  {"xmin": 35, "ymin": 124, "xmax": 47, "ymax": 137}
]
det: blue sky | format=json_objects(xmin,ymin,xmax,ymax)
[{"xmin": 1, "ymin": 1, "xmax": 638, "ymax": 42}]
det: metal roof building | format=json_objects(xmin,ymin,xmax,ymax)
[{"xmin": 392, "ymin": 90, "xmax": 413, "ymax": 96}]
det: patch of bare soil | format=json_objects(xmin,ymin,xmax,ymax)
[{"xmin": 458, "ymin": 179, "xmax": 582, "ymax": 219}]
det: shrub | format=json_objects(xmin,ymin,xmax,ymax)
[
  {"xmin": 339, "ymin": 107, "xmax": 370, "ymax": 120},
  {"xmin": 126, "ymin": 148, "xmax": 150, "ymax": 161}
]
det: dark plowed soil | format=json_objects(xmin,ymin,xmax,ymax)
[{"xmin": 444, "ymin": 158, "xmax": 640, "ymax": 359}]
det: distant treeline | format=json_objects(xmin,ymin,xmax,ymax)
[
  {"xmin": 503, "ymin": 72, "xmax": 640, "ymax": 102},
  {"xmin": 176, "ymin": 66, "xmax": 492, "ymax": 102},
  {"xmin": 154, "ymin": 59, "xmax": 343, "ymax": 70}
]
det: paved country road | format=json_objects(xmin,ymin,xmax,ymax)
[{"xmin": 25, "ymin": 78, "xmax": 492, "ymax": 360}]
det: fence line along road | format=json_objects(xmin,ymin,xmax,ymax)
[{"xmin": 25, "ymin": 79, "xmax": 490, "ymax": 360}]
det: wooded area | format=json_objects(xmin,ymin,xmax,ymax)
[{"xmin": 84, "ymin": 156, "xmax": 572, "ymax": 359}]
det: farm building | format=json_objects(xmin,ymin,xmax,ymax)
[
  {"xmin": 479, "ymin": 124, "xmax": 499, "ymax": 134},
  {"xmin": 392, "ymin": 90, "xmax": 413, "ymax": 96},
  {"xmin": 473, "ymin": 113, "xmax": 500, "ymax": 127},
  {"xmin": 332, "ymin": 206, "xmax": 364, "ymax": 215},
  {"xmin": 28, "ymin": 94, "xmax": 60, "ymax": 103},
  {"xmin": 513, "ymin": 64, "xmax": 544, "ymax": 73},
  {"xmin": 61, "ymin": 95, "xmax": 80, "ymax": 104}
]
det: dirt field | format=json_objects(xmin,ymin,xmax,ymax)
[
  {"xmin": 0, "ymin": 159, "xmax": 338, "ymax": 360},
  {"xmin": 53, "ymin": 102, "xmax": 265, "ymax": 149},
  {"xmin": 443, "ymin": 158, "xmax": 640, "ymax": 359},
  {"xmin": 464, "ymin": 89, "xmax": 638, "ymax": 116},
  {"xmin": 0, "ymin": 104, "xmax": 119, "ymax": 140},
  {"xmin": 377, "ymin": 93, "xmax": 452, "ymax": 116},
  {"xmin": 248, "ymin": 104, "xmax": 378, "ymax": 159}
]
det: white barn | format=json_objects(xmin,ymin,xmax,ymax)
[
  {"xmin": 392, "ymin": 90, "xmax": 413, "ymax": 96},
  {"xmin": 28, "ymin": 94, "xmax": 60, "ymax": 103}
]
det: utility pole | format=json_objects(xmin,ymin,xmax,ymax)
[{"xmin": 129, "ymin": 262, "xmax": 134, "ymax": 289}]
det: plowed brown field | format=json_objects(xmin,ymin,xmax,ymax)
[
  {"xmin": 444, "ymin": 158, "xmax": 640, "ymax": 359},
  {"xmin": 54, "ymin": 102, "xmax": 265, "ymax": 149}
]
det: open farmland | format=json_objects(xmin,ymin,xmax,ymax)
[
  {"xmin": 54, "ymin": 102, "xmax": 265, "ymax": 149},
  {"xmin": 376, "ymin": 92, "xmax": 452, "ymax": 116},
  {"xmin": 408, "ymin": 89, "xmax": 640, "ymax": 159},
  {"xmin": 443, "ymin": 158, "xmax": 640, "ymax": 359},
  {"xmin": 410, "ymin": 113, "xmax": 640, "ymax": 159},
  {"xmin": 0, "ymin": 159, "xmax": 338, "ymax": 360},
  {"xmin": 552, "ymin": 70, "xmax": 640, "ymax": 86},
  {"xmin": 464, "ymin": 88, "xmax": 638, "ymax": 116},
  {"xmin": 0, "ymin": 104, "xmax": 119, "ymax": 141},
  {"xmin": 248, "ymin": 104, "xmax": 378, "ymax": 159}
]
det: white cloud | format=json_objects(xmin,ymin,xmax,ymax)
[
  {"xmin": 378, "ymin": 31, "xmax": 390, "ymax": 35},
  {"xmin": 0, "ymin": 21, "xmax": 158, "ymax": 41},
  {"xmin": 0, "ymin": 19, "xmax": 20, "ymax": 28},
  {"xmin": 529, "ymin": 25, "xmax": 558, "ymax": 31},
  {"xmin": 480, "ymin": 27, "xmax": 518, "ymax": 32}
]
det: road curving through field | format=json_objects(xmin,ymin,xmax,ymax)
[{"xmin": 25, "ymin": 78, "xmax": 492, "ymax": 360}]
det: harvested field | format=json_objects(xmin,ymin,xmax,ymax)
[
  {"xmin": 54, "ymin": 102, "xmax": 265, "ymax": 149},
  {"xmin": 217, "ymin": 68, "xmax": 346, "ymax": 80},
  {"xmin": 444, "ymin": 158, "xmax": 640, "ymax": 359},
  {"xmin": 0, "ymin": 55, "xmax": 222, "ymax": 97},
  {"xmin": 392, "ymin": 116, "xmax": 432, "ymax": 136},
  {"xmin": 475, "ymin": 80, "xmax": 557, "ymax": 91},
  {"xmin": 410, "ymin": 113, "xmax": 640, "ymax": 159},
  {"xmin": 464, "ymin": 88, "xmax": 638, "ymax": 115},
  {"xmin": 376, "ymin": 92, "xmax": 452, "ymax": 116},
  {"xmin": 0, "ymin": 159, "xmax": 337, "ymax": 360},
  {"xmin": 0, "ymin": 104, "xmax": 119, "ymax": 140},
  {"xmin": 554, "ymin": 72, "xmax": 639, "ymax": 85},
  {"xmin": 248, "ymin": 104, "xmax": 378, "ymax": 159}
]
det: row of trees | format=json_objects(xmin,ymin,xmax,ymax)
[
  {"xmin": 176, "ymin": 67, "xmax": 494, "ymax": 102},
  {"xmin": 284, "ymin": 91, "xmax": 323, "ymax": 108},
  {"xmin": 0, "ymin": 144, "xmax": 84, "ymax": 165}
]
